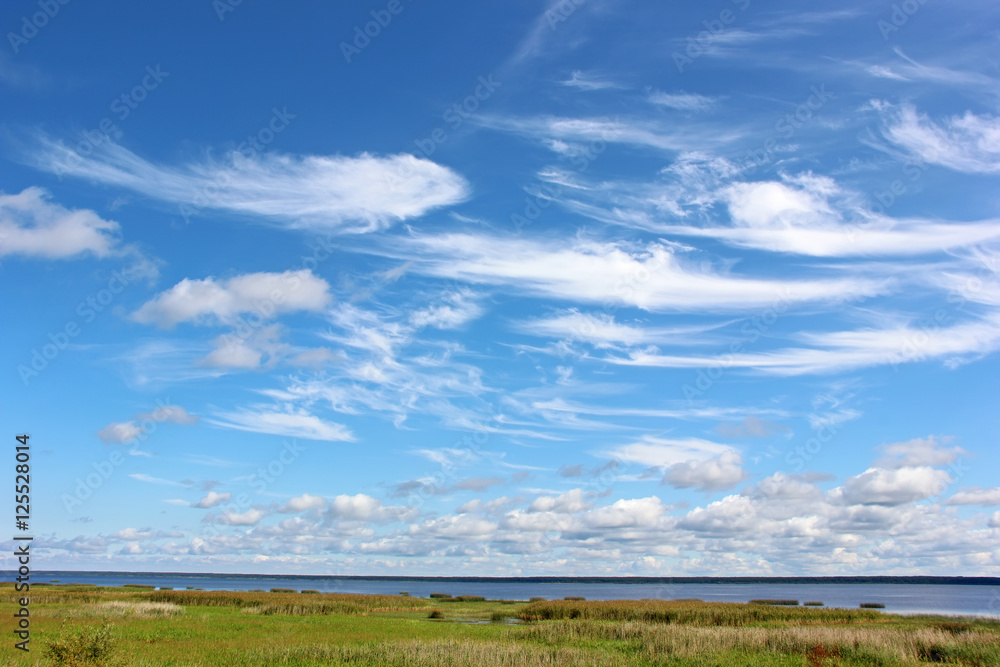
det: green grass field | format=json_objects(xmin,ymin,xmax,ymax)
[{"xmin": 3, "ymin": 583, "xmax": 999, "ymax": 666}]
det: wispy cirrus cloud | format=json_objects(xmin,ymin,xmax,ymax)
[
  {"xmin": 208, "ymin": 406, "xmax": 354, "ymax": 442},
  {"xmin": 476, "ymin": 114, "xmax": 741, "ymax": 154},
  {"xmin": 648, "ymin": 91, "xmax": 718, "ymax": 111},
  {"xmin": 560, "ymin": 71, "xmax": 625, "ymax": 91},
  {"xmin": 129, "ymin": 473, "xmax": 186, "ymax": 486},
  {"xmin": 23, "ymin": 134, "xmax": 469, "ymax": 232},
  {"xmin": 604, "ymin": 313, "xmax": 1000, "ymax": 375},
  {"xmin": 372, "ymin": 233, "xmax": 885, "ymax": 312},
  {"xmin": 515, "ymin": 310, "xmax": 725, "ymax": 347},
  {"xmin": 865, "ymin": 48, "xmax": 1000, "ymax": 91},
  {"xmin": 541, "ymin": 168, "xmax": 1000, "ymax": 257},
  {"xmin": 878, "ymin": 102, "xmax": 1000, "ymax": 174}
]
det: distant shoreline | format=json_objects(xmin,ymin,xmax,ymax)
[{"xmin": 10, "ymin": 571, "xmax": 1000, "ymax": 586}]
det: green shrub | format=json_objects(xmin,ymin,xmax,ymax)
[
  {"xmin": 301, "ymin": 590, "xmax": 320, "ymax": 594},
  {"xmin": 564, "ymin": 596, "xmax": 585, "ymax": 601},
  {"xmin": 270, "ymin": 588, "xmax": 297, "ymax": 593},
  {"xmin": 429, "ymin": 593, "xmax": 452, "ymax": 599},
  {"xmin": 427, "ymin": 609, "xmax": 444, "ymax": 619},
  {"xmin": 529, "ymin": 597, "xmax": 546, "ymax": 602},
  {"xmin": 860, "ymin": 602, "xmax": 885, "ymax": 609},
  {"xmin": 45, "ymin": 624, "xmax": 119, "ymax": 667},
  {"xmin": 804, "ymin": 601, "xmax": 823, "ymax": 606},
  {"xmin": 749, "ymin": 599, "xmax": 799, "ymax": 606}
]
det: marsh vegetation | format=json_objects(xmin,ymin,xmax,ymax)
[{"xmin": 4, "ymin": 583, "xmax": 998, "ymax": 666}]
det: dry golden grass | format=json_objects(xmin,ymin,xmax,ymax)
[
  {"xmin": 148, "ymin": 589, "xmax": 430, "ymax": 615},
  {"xmin": 511, "ymin": 619, "xmax": 1000, "ymax": 665},
  {"xmin": 239, "ymin": 639, "xmax": 620, "ymax": 667},
  {"xmin": 78, "ymin": 601, "xmax": 185, "ymax": 618}
]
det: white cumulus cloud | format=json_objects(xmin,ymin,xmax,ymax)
[
  {"xmin": 132, "ymin": 270, "xmax": 331, "ymax": 328},
  {"xmin": 664, "ymin": 451, "xmax": 747, "ymax": 492},
  {"xmin": 0, "ymin": 187, "xmax": 121, "ymax": 259},
  {"xmin": 193, "ymin": 491, "xmax": 232, "ymax": 509},
  {"xmin": 839, "ymin": 466, "xmax": 951, "ymax": 506}
]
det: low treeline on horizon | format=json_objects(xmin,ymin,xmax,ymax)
[{"xmin": 13, "ymin": 572, "xmax": 1000, "ymax": 586}]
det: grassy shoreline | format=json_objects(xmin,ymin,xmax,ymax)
[{"xmin": 3, "ymin": 583, "xmax": 998, "ymax": 666}]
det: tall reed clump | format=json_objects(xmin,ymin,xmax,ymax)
[
  {"xmin": 0, "ymin": 584, "xmax": 125, "ymax": 606},
  {"xmin": 516, "ymin": 599, "xmax": 883, "ymax": 626}
]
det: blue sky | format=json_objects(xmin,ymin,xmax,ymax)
[{"xmin": 2, "ymin": 0, "xmax": 1000, "ymax": 576}]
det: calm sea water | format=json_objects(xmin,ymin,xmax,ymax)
[{"xmin": 26, "ymin": 571, "xmax": 1000, "ymax": 617}]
